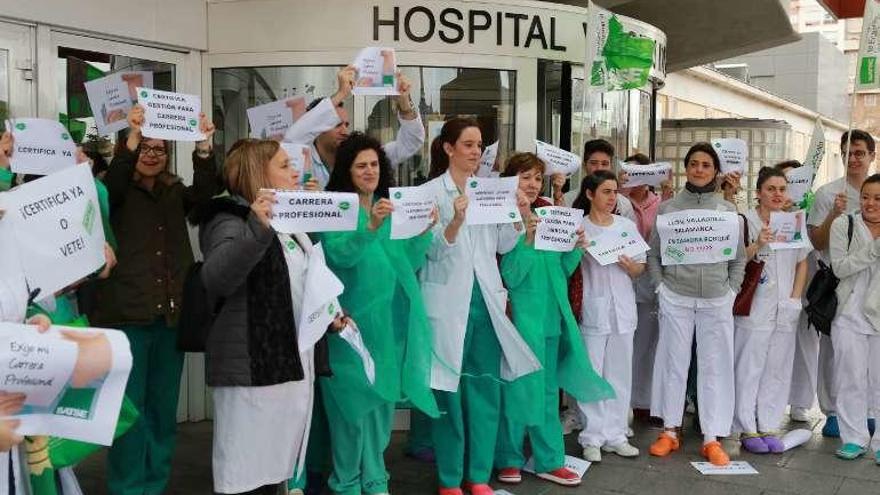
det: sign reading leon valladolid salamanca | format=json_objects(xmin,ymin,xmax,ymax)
[{"xmin": 369, "ymin": 3, "xmax": 666, "ymax": 80}]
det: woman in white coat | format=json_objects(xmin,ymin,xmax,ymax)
[
  {"xmin": 574, "ymin": 170, "xmax": 646, "ymax": 462},
  {"xmin": 829, "ymin": 173, "xmax": 880, "ymax": 462},
  {"xmin": 420, "ymin": 118, "xmax": 540, "ymax": 495},
  {"xmin": 733, "ymin": 167, "xmax": 810, "ymax": 454}
]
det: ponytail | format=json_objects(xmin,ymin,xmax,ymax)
[{"xmin": 427, "ymin": 117, "xmax": 480, "ymax": 179}]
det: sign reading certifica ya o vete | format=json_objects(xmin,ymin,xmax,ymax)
[
  {"xmin": 389, "ymin": 186, "xmax": 434, "ymax": 240},
  {"xmin": 136, "ymin": 87, "xmax": 205, "ymax": 141},
  {"xmin": 656, "ymin": 209, "xmax": 739, "ymax": 265},
  {"xmin": 465, "ymin": 176, "xmax": 521, "ymax": 225},
  {"xmin": 269, "ymin": 190, "xmax": 359, "ymax": 234},
  {"xmin": 0, "ymin": 164, "xmax": 106, "ymax": 299},
  {"xmin": 534, "ymin": 206, "xmax": 582, "ymax": 252}
]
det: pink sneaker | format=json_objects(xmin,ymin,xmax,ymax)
[
  {"xmin": 462, "ymin": 481, "xmax": 494, "ymax": 495},
  {"xmin": 536, "ymin": 467, "xmax": 582, "ymax": 486},
  {"xmin": 496, "ymin": 467, "xmax": 522, "ymax": 484}
]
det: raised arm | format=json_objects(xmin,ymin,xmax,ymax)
[
  {"xmin": 382, "ymin": 74, "xmax": 425, "ymax": 166},
  {"xmin": 283, "ymin": 66, "xmax": 354, "ymax": 144}
]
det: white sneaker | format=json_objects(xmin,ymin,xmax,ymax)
[
  {"xmin": 562, "ymin": 410, "xmax": 583, "ymax": 434},
  {"xmin": 602, "ymin": 441, "xmax": 640, "ymax": 457},
  {"xmin": 790, "ymin": 407, "xmax": 810, "ymax": 422},
  {"xmin": 582, "ymin": 445, "xmax": 602, "ymax": 462}
]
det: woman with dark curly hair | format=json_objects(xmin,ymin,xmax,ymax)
[{"xmin": 321, "ymin": 132, "xmax": 440, "ymax": 495}]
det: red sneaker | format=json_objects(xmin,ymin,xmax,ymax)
[
  {"xmin": 496, "ymin": 467, "xmax": 522, "ymax": 484},
  {"xmin": 536, "ymin": 467, "xmax": 582, "ymax": 486},
  {"xmin": 438, "ymin": 488, "xmax": 463, "ymax": 495},
  {"xmin": 462, "ymin": 481, "xmax": 494, "ymax": 495}
]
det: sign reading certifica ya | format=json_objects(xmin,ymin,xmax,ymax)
[
  {"xmin": 137, "ymin": 87, "xmax": 205, "ymax": 141},
  {"xmin": 270, "ymin": 190, "xmax": 359, "ymax": 234},
  {"xmin": 534, "ymin": 206, "xmax": 582, "ymax": 252},
  {"xmin": 586, "ymin": 221, "xmax": 650, "ymax": 266},
  {"xmin": 0, "ymin": 164, "xmax": 106, "ymax": 299},
  {"xmin": 465, "ymin": 176, "xmax": 521, "ymax": 225},
  {"xmin": 7, "ymin": 118, "xmax": 77, "ymax": 176},
  {"xmin": 656, "ymin": 209, "xmax": 739, "ymax": 265}
]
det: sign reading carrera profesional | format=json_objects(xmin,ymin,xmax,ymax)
[
  {"xmin": 655, "ymin": 209, "xmax": 740, "ymax": 266},
  {"xmin": 0, "ymin": 164, "xmax": 106, "ymax": 300},
  {"xmin": 136, "ymin": 87, "xmax": 205, "ymax": 141},
  {"xmin": 464, "ymin": 176, "xmax": 521, "ymax": 225},
  {"xmin": 534, "ymin": 206, "xmax": 582, "ymax": 252},
  {"xmin": 269, "ymin": 190, "xmax": 360, "ymax": 233}
]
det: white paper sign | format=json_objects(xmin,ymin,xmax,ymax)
[
  {"xmin": 1, "ymin": 323, "xmax": 133, "ymax": 446},
  {"xmin": 712, "ymin": 138, "xmax": 748, "ymax": 174},
  {"xmin": 352, "ymin": 47, "xmax": 399, "ymax": 96},
  {"xmin": 465, "ymin": 176, "xmax": 521, "ymax": 225},
  {"xmin": 136, "ymin": 87, "xmax": 205, "ymax": 141},
  {"xmin": 785, "ymin": 165, "xmax": 815, "ymax": 211},
  {"xmin": 535, "ymin": 140, "xmax": 580, "ymax": 176},
  {"xmin": 7, "ymin": 119, "xmax": 77, "ymax": 175},
  {"xmin": 534, "ymin": 206, "xmax": 582, "ymax": 252},
  {"xmin": 586, "ymin": 221, "xmax": 650, "ymax": 265},
  {"xmin": 389, "ymin": 186, "xmax": 434, "ymax": 240},
  {"xmin": 656, "ymin": 209, "xmax": 739, "ymax": 265},
  {"xmin": 769, "ymin": 210, "xmax": 809, "ymax": 250},
  {"xmin": 270, "ymin": 190, "xmax": 359, "ymax": 233},
  {"xmin": 84, "ymin": 74, "xmax": 132, "ymax": 136},
  {"xmin": 523, "ymin": 455, "xmax": 590, "ymax": 479},
  {"xmin": 690, "ymin": 461, "xmax": 758, "ymax": 475},
  {"xmin": 280, "ymin": 143, "xmax": 313, "ymax": 180},
  {"xmin": 477, "ymin": 141, "xmax": 499, "ymax": 178},
  {"xmin": 0, "ymin": 331, "xmax": 78, "ymax": 407},
  {"xmin": 621, "ymin": 162, "xmax": 672, "ymax": 188},
  {"xmin": 339, "ymin": 323, "xmax": 376, "ymax": 385},
  {"xmin": 248, "ymin": 96, "xmax": 307, "ymax": 140},
  {"xmin": 0, "ymin": 164, "xmax": 106, "ymax": 300},
  {"xmin": 298, "ymin": 243, "xmax": 344, "ymax": 352}
]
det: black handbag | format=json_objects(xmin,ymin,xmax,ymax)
[{"xmin": 804, "ymin": 214, "xmax": 853, "ymax": 335}]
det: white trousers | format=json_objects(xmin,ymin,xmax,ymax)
[
  {"xmin": 832, "ymin": 323, "xmax": 880, "ymax": 450},
  {"xmin": 817, "ymin": 332, "xmax": 838, "ymax": 416},
  {"xmin": 733, "ymin": 320, "xmax": 798, "ymax": 434},
  {"xmin": 788, "ymin": 312, "xmax": 819, "ymax": 412},
  {"xmin": 578, "ymin": 332, "xmax": 634, "ymax": 447},
  {"xmin": 651, "ymin": 287, "xmax": 735, "ymax": 437},
  {"xmin": 631, "ymin": 301, "xmax": 659, "ymax": 410}
]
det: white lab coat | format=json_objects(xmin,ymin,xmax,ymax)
[
  {"xmin": 283, "ymin": 98, "xmax": 426, "ymax": 189},
  {"xmin": 733, "ymin": 209, "xmax": 811, "ymax": 434},
  {"xmin": 576, "ymin": 215, "xmax": 644, "ymax": 447},
  {"xmin": 419, "ymin": 171, "xmax": 541, "ymax": 392}
]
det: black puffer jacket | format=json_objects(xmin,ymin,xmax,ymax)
[{"xmin": 192, "ymin": 197, "xmax": 330, "ymax": 386}]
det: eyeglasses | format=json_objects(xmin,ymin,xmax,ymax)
[
  {"xmin": 140, "ymin": 145, "xmax": 167, "ymax": 157},
  {"xmin": 845, "ymin": 150, "xmax": 870, "ymax": 160}
]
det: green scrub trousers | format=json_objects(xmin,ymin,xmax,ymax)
[
  {"xmin": 287, "ymin": 384, "xmax": 331, "ymax": 492},
  {"xmin": 406, "ymin": 409, "xmax": 434, "ymax": 453},
  {"xmin": 432, "ymin": 285, "xmax": 502, "ymax": 488},
  {"xmin": 495, "ymin": 336, "xmax": 565, "ymax": 473},
  {"xmin": 107, "ymin": 320, "xmax": 183, "ymax": 495}
]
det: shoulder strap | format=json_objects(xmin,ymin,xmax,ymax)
[
  {"xmin": 738, "ymin": 213, "xmax": 750, "ymax": 247},
  {"xmin": 847, "ymin": 214, "xmax": 854, "ymax": 250}
]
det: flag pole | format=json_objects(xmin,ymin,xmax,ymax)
[{"xmin": 842, "ymin": 89, "xmax": 857, "ymax": 194}]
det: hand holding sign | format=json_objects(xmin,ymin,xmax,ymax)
[
  {"xmin": 368, "ymin": 198, "xmax": 394, "ymax": 231},
  {"xmin": 251, "ymin": 189, "xmax": 276, "ymax": 228},
  {"xmin": 712, "ymin": 138, "xmax": 748, "ymax": 174}
]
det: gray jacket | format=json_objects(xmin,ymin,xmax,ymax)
[{"xmin": 647, "ymin": 188, "xmax": 746, "ymax": 299}]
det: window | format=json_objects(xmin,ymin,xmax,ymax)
[
  {"xmin": 212, "ymin": 65, "xmax": 517, "ymax": 187},
  {"xmin": 865, "ymin": 94, "xmax": 877, "ymax": 107}
]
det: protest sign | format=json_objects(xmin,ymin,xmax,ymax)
[
  {"xmin": 712, "ymin": 138, "xmax": 748, "ymax": 174},
  {"xmin": 1, "ymin": 323, "xmax": 133, "ymax": 446},
  {"xmin": 785, "ymin": 165, "xmax": 815, "ymax": 211},
  {"xmin": 270, "ymin": 190, "xmax": 359, "ymax": 233},
  {"xmin": 119, "ymin": 71, "xmax": 154, "ymax": 103},
  {"xmin": 621, "ymin": 162, "xmax": 672, "ymax": 188},
  {"xmin": 584, "ymin": 3, "xmax": 665, "ymax": 92},
  {"xmin": 535, "ymin": 140, "xmax": 580, "ymax": 176},
  {"xmin": 769, "ymin": 210, "xmax": 809, "ymax": 250},
  {"xmin": 523, "ymin": 455, "xmax": 590, "ymax": 479},
  {"xmin": 586, "ymin": 221, "xmax": 649, "ymax": 265},
  {"xmin": 464, "ymin": 176, "xmax": 521, "ymax": 225},
  {"xmin": 0, "ymin": 164, "xmax": 106, "ymax": 300},
  {"xmin": 136, "ymin": 87, "xmax": 205, "ymax": 141},
  {"xmin": 352, "ymin": 47, "xmax": 399, "ymax": 96},
  {"xmin": 339, "ymin": 323, "xmax": 375, "ymax": 384},
  {"xmin": 855, "ymin": 0, "xmax": 880, "ymax": 92},
  {"xmin": 7, "ymin": 118, "xmax": 77, "ymax": 176},
  {"xmin": 690, "ymin": 461, "xmax": 758, "ymax": 476},
  {"xmin": 84, "ymin": 74, "xmax": 131, "ymax": 136},
  {"xmin": 477, "ymin": 141, "xmax": 499, "ymax": 178},
  {"xmin": 655, "ymin": 209, "xmax": 739, "ymax": 266},
  {"xmin": 247, "ymin": 96, "xmax": 307, "ymax": 140},
  {"xmin": 298, "ymin": 243, "xmax": 344, "ymax": 352},
  {"xmin": 534, "ymin": 206, "xmax": 582, "ymax": 252},
  {"xmin": 280, "ymin": 143, "xmax": 313, "ymax": 180},
  {"xmin": 389, "ymin": 186, "xmax": 434, "ymax": 240}
]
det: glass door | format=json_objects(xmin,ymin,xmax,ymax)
[{"xmin": 0, "ymin": 21, "xmax": 35, "ymax": 131}]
